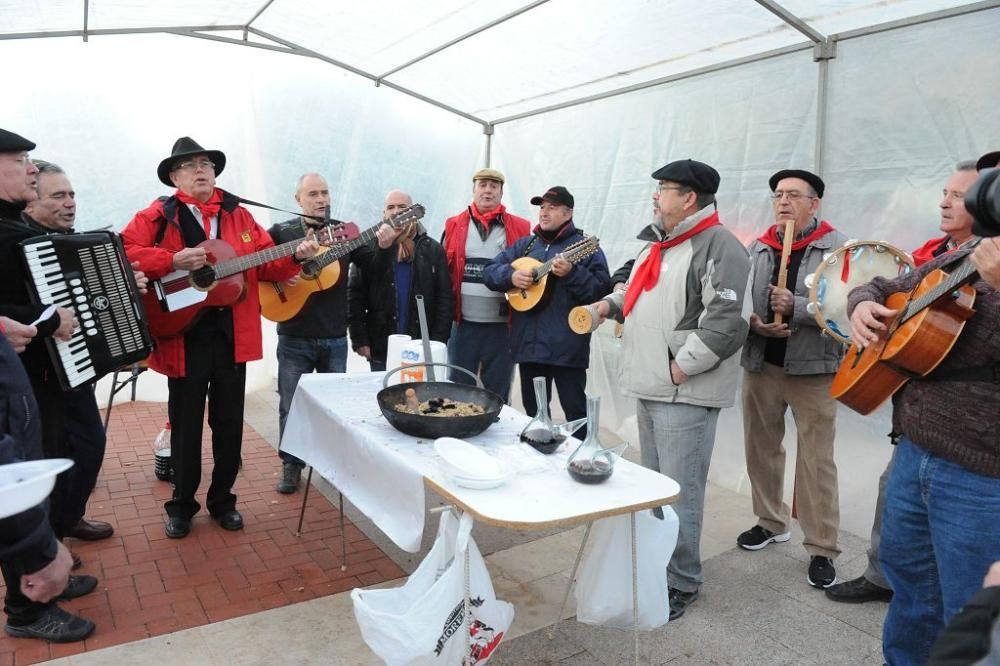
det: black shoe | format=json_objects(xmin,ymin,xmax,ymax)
[
  {"xmin": 825, "ymin": 575, "xmax": 892, "ymax": 603},
  {"xmin": 66, "ymin": 518, "xmax": 114, "ymax": 541},
  {"xmin": 4, "ymin": 606, "xmax": 96, "ymax": 643},
  {"xmin": 214, "ymin": 510, "xmax": 244, "ymax": 531},
  {"xmin": 276, "ymin": 462, "xmax": 303, "ymax": 494},
  {"xmin": 808, "ymin": 556, "xmax": 837, "ymax": 589},
  {"xmin": 668, "ymin": 587, "xmax": 699, "ymax": 621},
  {"xmin": 165, "ymin": 515, "xmax": 191, "ymax": 539},
  {"xmin": 57, "ymin": 575, "xmax": 98, "ymax": 601},
  {"xmin": 737, "ymin": 525, "xmax": 791, "ymax": 551}
]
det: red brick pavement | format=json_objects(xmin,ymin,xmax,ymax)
[{"xmin": 0, "ymin": 401, "xmax": 406, "ymax": 665}]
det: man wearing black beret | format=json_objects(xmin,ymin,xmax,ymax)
[
  {"xmin": 590, "ymin": 158, "xmax": 751, "ymax": 620},
  {"xmin": 737, "ymin": 169, "xmax": 848, "ymax": 591}
]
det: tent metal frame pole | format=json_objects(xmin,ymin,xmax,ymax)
[
  {"xmin": 484, "ymin": 124, "xmax": 494, "ymax": 167},
  {"xmin": 753, "ymin": 0, "xmax": 825, "ymax": 42},
  {"xmin": 82, "ymin": 0, "xmax": 89, "ymax": 42},
  {"xmin": 376, "ymin": 0, "xmax": 552, "ymax": 81},
  {"xmin": 833, "ymin": 0, "xmax": 1000, "ymax": 41},
  {"xmin": 243, "ymin": 0, "xmax": 277, "ymax": 40},
  {"xmin": 0, "ymin": 25, "xmax": 245, "ymax": 40},
  {"xmin": 812, "ymin": 40, "xmax": 836, "ymax": 178}
]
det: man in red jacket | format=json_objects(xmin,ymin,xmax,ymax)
[
  {"xmin": 123, "ymin": 137, "xmax": 318, "ymax": 539},
  {"xmin": 441, "ymin": 168, "xmax": 530, "ymax": 401}
]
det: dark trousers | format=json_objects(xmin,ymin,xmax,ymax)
[
  {"xmin": 518, "ymin": 362, "xmax": 588, "ymax": 440},
  {"xmin": 448, "ymin": 321, "xmax": 515, "ymax": 402},
  {"xmin": 2, "ymin": 560, "xmax": 52, "ymax": 626},
  {"xmin": 57, "ymin": 388, "xmax": 106, "ymax": 534},
  {"xmin": 165, "ymin": 335, "xmax": 246, "ymax": 520},
  {"xmin": 33, "ymin": 379, "xmax": 71, "ymax": 539}
]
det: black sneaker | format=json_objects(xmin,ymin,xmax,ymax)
[
  {"xmin": 808, "ymin": 556, "xmax": 836, "ymax": 589},
  {"xmin": 57, "ymin": 575, "xmax": 98, "ymax": 601},
  {"xmin": 276, "ymin": 462, "xmax": 303, "ymax": 494},
  {"xmin": 737, "ymin": 525, "xmax": 791, "ymax": 551},
  {"xmin": 4, "ymin": 606, "xmax": 96, "ymax": 643},
  {"xmin": 668, "ymin": 587, "xmax": 699, "ymax": 621}
]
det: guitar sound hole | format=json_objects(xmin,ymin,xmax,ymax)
[{"xmin": 191, "ymin": 266, "xmax": 216, "ymax": 289}]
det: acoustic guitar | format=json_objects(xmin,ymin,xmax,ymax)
[
  {"xmin": 145, "ymin": 223, "xmax": 352, "ymax": 338},
  {"xmin": 505, "ymin": 235, "xmax": 600, "ymax": 312},
  {"xmin": 259, "ymin": 204, "xmax": 426, "ymax": 322},
  {"xmin": 831, "ymin": 257, "xmax": 979, "ymax": 414}
]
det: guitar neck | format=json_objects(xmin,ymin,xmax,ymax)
[
  {"xmin": 532, "ymin": 242, "xmax": 596, "ymax": 279},
  {"xmin": 307, "ymin": 224, "xmax": 383, "ymax": 271},
  {"xmin": 214, "ymin": 236, "xmax": 304, "ymax": 278},
  {"xmin": 899, "ymin": 257, "xmax": 980, "ymax": 326}
]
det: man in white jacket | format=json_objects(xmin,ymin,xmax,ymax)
[{"xmin": 591, "ymin": 159, "xmax": 751, "ymax": 620}]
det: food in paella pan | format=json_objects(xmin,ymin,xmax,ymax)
[{"xmin": 395, "ymin": 388, "xmax": 486, "ymax": 417}]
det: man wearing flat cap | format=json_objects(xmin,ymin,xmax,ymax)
[
  {"xmin": 483, "ymin": 186, "xmax": 610, "ymax": 436},
  {"xmin": 0, "ymin": 128, "xmax": 96, "ymax": 643},
  {"xmin": 737, "ymin": 169, "xmax": 848, "ymax": 590},
  {"xmin": 441, "ymin": 167, "xmax": 531, "ymax": 401},
  {"xmin": 590, "ymin": 159, "xmax": 751, "ymax": 620},
  {"xmin": 123, "ymin": 137, "xmax": 319, "ymax": 540}
]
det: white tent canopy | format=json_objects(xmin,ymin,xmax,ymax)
[{"xmin": 3, "ymin": 1, "xmax": 1000, "ymax": 535}]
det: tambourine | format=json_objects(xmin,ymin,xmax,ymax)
[{"xmin": 806, "ymin": 240, "xmax": 914, "ymax": 345}]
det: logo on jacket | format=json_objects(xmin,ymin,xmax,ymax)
[{"xmin": 241, "ymin": 231, "xmax": 252, "ymax": 243}]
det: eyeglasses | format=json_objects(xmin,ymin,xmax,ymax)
[
  {"xmin": 174, "ymin": 160, "xmax": 215, "ymax": 171},
  {"xmin": 942, "ymin": 189, "xmax": 966, "ymax": 202},
  {"xmin": 771, "ymin": 191, "xmax": 815, "ymax": 202},
  {"xmin": 656, "ymin": 185, "xmax": 687, "ymax": 194}
]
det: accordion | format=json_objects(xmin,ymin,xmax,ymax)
[{"xmin": 20, "ymin": 231, "xmax": 154, "ymax": 390}]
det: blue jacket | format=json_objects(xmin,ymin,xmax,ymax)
[{"xmin": 483, "ymin": 221, "xmax": 610, "ymax": 368}]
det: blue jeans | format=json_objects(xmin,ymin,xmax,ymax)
[
  {"xmin": 447, "ymin": 320, "xmax": 514, "ymax": 402},
  {"xmin": 277, "ymin": 335, "xmax": 347, "ymax": 465},
  {"xmin": 880, "ymin": 437, "xmax": 1000, "ymax": 665}
]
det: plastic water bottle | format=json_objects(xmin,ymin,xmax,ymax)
[{"xmin": 153, "ymin": 422, "xmax": 172, "ymax": 482}]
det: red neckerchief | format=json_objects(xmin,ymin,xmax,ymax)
[
  {"xmin": 623, "ymin": 212, "xmax": 721, "ymax": 317},
  {"xmin": 175, "ymin": 188, "xmax": 223, "ymax": 238},
  {"xmin": 758, "ymin": 219, "xmax": 834, "ymax": 256},
  {"xmin": 471, "ymin": 202, "xmax": 506, "ymax": 229},
  {"xmin": 911, "ymin": 235, "xmax": 951, "ymax": 267}
]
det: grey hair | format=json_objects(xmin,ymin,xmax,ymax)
[
  {"xmin": 295, "ymin": 172, "xmax": 327, "ymax": 194},
  {"xmin": 676, "ymin": 185, "xmax": 716, "ymax": 209},
  {"xmin": 33, "ymin": 160, "xmax": 64, "ymax": 176},
  {"xmin": 956, "ymin": 160, "xmax": 978, "ymax": 172}
]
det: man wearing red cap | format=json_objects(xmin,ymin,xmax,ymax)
[
  {"xmin": 123, "ymin": 137, "xmax": 319, "ymax": 539},
  {"xmin": 589, "ymin": 159, "xmax": 751, "ymax": 620}
]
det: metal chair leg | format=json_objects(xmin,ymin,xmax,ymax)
[
  {"xmin": 103, "ymin": 369, "xmax": 121, "ymax": 431},
  {"xmin": 294, "ymin": 466, "xmax": 313, "ymax": 536}
]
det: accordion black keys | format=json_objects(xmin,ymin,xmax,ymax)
[{"xmin": 20, "ymin": 231, "xmax": 153, "ymax": 390}]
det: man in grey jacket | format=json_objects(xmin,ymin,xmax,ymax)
[
  {"xmin": 591, "ymin": 159, "xmax": 751, "ymax": 620},
  {"xmin": 736, "ymin": 169, "xmax": 847, "ymax": 589}
]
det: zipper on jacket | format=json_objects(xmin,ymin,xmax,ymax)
[{"xmin": 21, "ymin": 395, "xmax": 32, "ymax": 430}]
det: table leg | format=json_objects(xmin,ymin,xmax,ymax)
[
  {"xmin": 631, "ymin": 511, "xmax": 639, "ymax": 666},
  {"xmin": 295, "ymin": 466, "xmax": 313, "ymax": 536},
  {"xmin": 548, "ymin": 521, "xmax": 593, "ymax": 640},
  {"xmin": 339, "ymin": 491, "xmax": 348, "ymax": 572}
]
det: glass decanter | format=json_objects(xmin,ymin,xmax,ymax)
[
  {"xmin": 566, "ymin": 395, "xmax": 627, "ymax": 484},
  {"xmin": 519, "ymin": 376, "xmax": 587, "ymax": 454}
]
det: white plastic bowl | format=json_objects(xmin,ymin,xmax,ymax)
[
  {"xmin": 0, "ymin": 459, "xmax": 74, "ymax": 520},
  {"xmin": 434, "ymin": 437, "xmax": 508, "ymax": 482}
]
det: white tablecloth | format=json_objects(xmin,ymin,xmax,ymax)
[{"xmin": 282, "ymin": 372, "xmax": 679, "ymax": 552}]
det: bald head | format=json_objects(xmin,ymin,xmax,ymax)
[{"xmin": 383, "ymin": 190, "xmax": 413, "ymax": 219}]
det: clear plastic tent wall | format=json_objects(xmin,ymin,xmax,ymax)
[{"xmin": 2, "ymin": 1, "xmax": 999, "ymax": 533}]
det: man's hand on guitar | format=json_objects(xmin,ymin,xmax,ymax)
[
  {"xmin": 285, "ymin": 274, "xmax": 300, "ymax": 287},
  {"xmin": 551, "ymin": 256, "xmax": 572, "ymax": 278},
  {"xmin": 130, "ymin": 261, "xmax": 149, "ymax": 295},
  {"xmin": 750, "ymin": 313, "xmax": 790, "ymax": 338},
  {"xmin": 376, "ymin": 224, "xmax": 402, "ymax": 249},
  {"xmin": 971, "ymin": 237, "xmax": 1000, "ymax": 290},
  {"xmin": 172, "ymin": 247, "xmax": 208, "ymax": 271},
  {"xmin": 54, "ymin": 307, "xmax": 78, "ymax": 342},
  {"xmin": 294, "ymin": 229, "xmax": 320, "ymax": 261},
  {"xmin": 767, "ymin": 284, "xmax": 794, "ymax": 316},
  {"xmin": 511, "ymin": 270, "xmax": 535, "ymax": 290},
  {"xmin": 850, "ymin": 301, "xmax": 898, "ymax": 349},
  {"xmin": 0, "ymin": 316, "xmax": 37, "ymax": 353}
]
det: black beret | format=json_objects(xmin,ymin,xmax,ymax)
[
  {"xmin": 0, "ymin": 129, "xmax": 36, "ymax": 154},
  {"xmin": 976, "ymin": 151, "xmax": 1000, "ymax": 171},
  {"xmin": 769, "ymin": 169, "xmax": 825, "ymax": 199},
  {"xmin": 651, "ymin": 159, "xmax": 720, "ymax": 194}
]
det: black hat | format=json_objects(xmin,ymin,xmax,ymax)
[
  {"xmin": 157, "ymin": 136, "xmax": 226, "ymax": 187},
  {"xmin": 0, "ymin": 129, "xmax": 36, "ymax": 154},
  {"xmin": 976, "ymin": 151, "xmax": 1000, "ymax": 171},
  {"xmin": 651, "ymin": 159, "xmax": 720, "ymax": 194},
  {"xmin": 769, "ymin": 169, "xmax": 825, "ymax": 199},
  {"xmin": 530, "ymin": 185, "xmax": 574, "ymax": 209}
]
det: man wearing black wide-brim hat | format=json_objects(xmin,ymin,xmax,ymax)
[
  {"xmin": 122, "ymin": 137, "xmax": 319, "ymax": 540},
  {"xmin": 587, "ymin": 158, "xmax": 752, "ymax": 620},
  {"xmin": 737, "ymin": 169, "xmax": 848, "ymax": 591}
]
